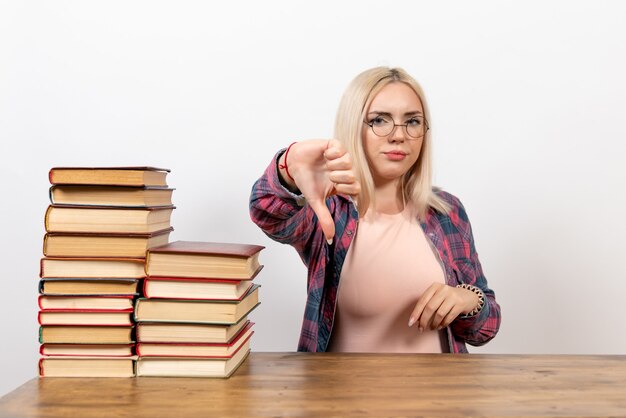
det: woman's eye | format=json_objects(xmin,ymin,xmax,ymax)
[
  {"xmin": 407, "ymin": 118, "xmax": 422, "ymax": 126},
  {"xmin": 371, "ymin": 116, "xmax": 389, "ymax": 126}
]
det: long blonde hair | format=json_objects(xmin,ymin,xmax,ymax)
[{"xmin": 333, "ymin": 66, "xmax": 450, "ymax": 219}]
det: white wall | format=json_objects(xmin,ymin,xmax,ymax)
[{"xmin": 1, "ymin": 0, "xmax": 625, "ymax": 396}]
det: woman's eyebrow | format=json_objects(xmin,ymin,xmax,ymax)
[{"xmin": 367, "ymin": 110, "xmax": 424, "ymax": 116}]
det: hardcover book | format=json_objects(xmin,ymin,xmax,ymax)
[
  {"xmin": 146, "ymin": 241, "xmax": 265, "ymax": 279},
  {"xmin": 43, "ymin": 228, "xmax": 173, "ymax": 258},
  {"xmin": 136, "ymin": 322, "xmax": 253, "ymax": 358},
  {"xmin": 49, "ymin": 166, "xmax": 170, "ymax": 187},
  {"xmin": 38, "ymin": 310, "xmax": 134, "ymax": 326},
  {"xmin": 135, "ymin": 342, "xmax": 250, "ymax": 378},
  {"xmin": 40, "ymin": 344, "xmax": 134, "ymax": 357},
  {"xmin": 39, "ymin": 357, "xmax": 136, "ymax": 377},
  {"xmin": 38, "ymin": 295, "xmax": 134, "ymax": 310},
  {"xmin": 134, "ymin": 284, "xmax": 260, "ymax": 324},
  {"xmin": 39, "ymin": 278, "xmax": 139, "ymax": 295},
  {"xmin": 137, "ymin": 318, "xmax": 250, "ymax": 344},
  {"xmin": 40, "ymin": 258, "xmax": 146, "ymax": 279},
  {"xmin": 45, "ymin": 205, "xmax": 174, "ymax": 234},
  {"xmin": 142, "ymin": 277, "xmax": 254, "ymax": 300},
  {"xmin": 50, "ymin": 185, "xmax": 174, "ymax": 207},
  {"xmin": 39, "ymin": 326, "xmax": 134, "ymax": 344}
]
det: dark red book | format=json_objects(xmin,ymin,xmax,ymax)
[{"xmin": 146, "ymin": 241, "xmax": 265, "ymax": 279}]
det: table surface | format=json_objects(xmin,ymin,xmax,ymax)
[{"xmin": 1, "ymin": 352, "xmax": 625, "ymax": 417}]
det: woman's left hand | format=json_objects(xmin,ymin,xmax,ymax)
[{"xmin": 408, "ymin": 283, "xmax": 479, "ymax": 331}]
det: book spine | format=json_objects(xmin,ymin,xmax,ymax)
[
  {"xmin": 38, "ymin": 358, "xmax": 45, "ymax": 377},
  {"xmin": 42, "ymin": 235, "xmax": 49, "ymax": 257},
  {"xmin": 48, "ymin": 169, "xmax": 54, "ymax": 185},
  {"xmin": 38, "ymin": 326, "xmax": 43, "ymax": 344},
  {"xmin": 44, "ymin": 205, "xmax": 52, "ymax": 232},
  {"xmin": 37, "ymin": 295, "xmax": 43, "ymax": 310},
  {"xmin": 142, "ymin": 280, "xmax": 150, "ymax": 298},
  {"xmin": 48, "ymin": 186, "xmax": 55, "ymax": 204},
  {"xmin": 39, "ymin": 258, "xmax": 45, "ymax": 278}
]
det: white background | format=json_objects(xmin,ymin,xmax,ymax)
[{"xmin": 1, "ymin": 0, "xmax": 625, "ymax": 397}]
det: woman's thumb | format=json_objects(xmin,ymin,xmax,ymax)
[{"xmin": 308, "ymin": 198, "xmax": 335, "ymax": 245}]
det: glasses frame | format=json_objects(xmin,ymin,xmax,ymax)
[{"xmin": 363, "ymin": 116, "xmax": 429, "ymax": 139}]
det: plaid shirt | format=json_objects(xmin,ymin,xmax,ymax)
[{"xmin": 250, "ymin": 151, "xmax": 501, "ymax": 353}]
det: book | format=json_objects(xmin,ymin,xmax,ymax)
[
  {"xmin": 40, "ymin": 344, "xmax": 134, "ymax": 357},
  {"xmin": 39, "ymin": 278, "xmax": 139, "ymax": 295},
  {"xmin": 40, "ymin": 258, "xmax": 146, "ymax": 279},
  {"xmin": 49, "ymin": 166, "xmax": 169, "ymax": 187},
  {"xmin": 38, "ymin": 295, "xmax": 134, "ymax": 310},
  {"xmin": 45, "ymin": 205, "xmax": 174, "ymax": 234},
  {"xmin": 38, "ymin": 310, "xmax": 134, "ymax": 326},
  {"xmin": 43, "ymin": 228, "xmax": 173, "ymax": 258},
  {"xmin": 50, "ymin": 185, "xmax": 174, "ymax": 207},
  {"xmin": 136, "ymin": 322, "xmax": 253, "ymax": 358},
  {"xmin": 39, "ymin": 326, "xmax": 134, "ymax": 344},
  {"xmin": 39, "ymin": 357, "xmax": 136, "ymax": 377},
  {"xmin": 135, "ymin": 341, "xmax": 250, "ymax": 378},
  {"xmin": 137, "ymin": 318, "xmax": 250, "ymax": 344},
  {"xmin": 146, "ymin": 241, "xmax": 265, "ymax": 279},
  {"xmin": 134, "ymin": 284, "xmax": 260, "ymax": 324},
  {"xmin": 143, "ymin": 277, "xmax": 254, "ymax": 300}
]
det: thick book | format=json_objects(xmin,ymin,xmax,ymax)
[
  {"xmin": 143, "ymin": 277, "xmax": 254, "ymax": 300},
  {"xmin": 136, "ymin": 322, "xmax": 253, "ymax": 358},
  {"xmin": 49, "ymin": 166, "xmax": 169, "ymax": 187},
  {"xmin": 39, "ymin": 326, "xmax": 134, "ymax": 344},
  {"xmin": 38, "ymin": 295, "xmax": 134, "ymax": 310},
  {"xmin": 50, "ymin": 185, "xmax": 174, "ymax": 207},
  {"xmin": 43, "ymin": 228, "xmax": 173, "ymax": 258},
  {"xmin": 146, "ymin": 241, "xmax": 265, "ymax": 279},
  {"xmin": 39, "ymin": 356, "xmax": 136, "ymax": 377},
  {"xmin": 40, "ymin": 344, "xmax": 134, "ymax": 357},
  {"xmin": 137, "ymin": 318, "xmax": 250, "ymax": 344},
  {"xmin": 40, "ymin": 258, "xmax": 146, "ymax": 279},
  {"xmin": 45, "ymin": 205, "xmax": 174, "ymax": 234},
  {"xmin": 134, "ymin": 284, "xmax": 260, "ymax": 324},
  {"xmin": 135, "ymin": 341, "xmax": 250, "ymax": 378},
  {"xmin": 39, "ymin": 278, "xmax": 139, "ymax": 295},
  {"xmin": 38, "ymin": 310, "xmax": 134, "ymax": 326}
]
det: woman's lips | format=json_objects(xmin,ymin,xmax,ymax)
[{"xmin": 384, "ymin": 151, "xmax": 407, "ymax": 161}]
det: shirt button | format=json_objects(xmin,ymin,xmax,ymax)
[{"xmin": 347, "ymin": 230, "xmax": 353, "ymax": 236}]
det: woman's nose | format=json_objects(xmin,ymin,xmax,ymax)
[{"xmin": 388, "ymin": 124, "xmax": 406, "ymax": 142}]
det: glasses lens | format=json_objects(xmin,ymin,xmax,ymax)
[
  {"xmin": 406, "ymin": 117, "xmax": 426, "ymax": 138},
  {"xmin": 371, "ymin": 116, "xmax": 394, "ymax": 136}
]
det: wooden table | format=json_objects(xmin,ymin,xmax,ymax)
[{"xmin": 1, "ymin": 352, "xmax": 625, "ymax": 417}]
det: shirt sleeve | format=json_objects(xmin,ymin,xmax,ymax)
[
  {"xmin": 447, "ymin": 195, "xmax": 502, "ymax": 346},
  {"xmin": 249, "ymin": 149, "xmax": 321, "ymax": 260}
]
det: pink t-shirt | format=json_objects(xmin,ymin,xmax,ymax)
[{"xmin": 327, "ymin": 206, "xmax": 448, "ymax": 353}]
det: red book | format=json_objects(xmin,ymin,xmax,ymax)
[
  {"xmin": 136, "ymin": 322, "xmax": 254, "ymax": 358},
  {"xmin": 38, "ymin": 309, "xmax": 134, "ymax": 326},
  {"xmin": 38, "ymin": 295, "xmax": 134, "ymax": 310}
]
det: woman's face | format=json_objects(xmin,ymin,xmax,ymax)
[{"xmin": 362, "ymin": 82, "xmax": 425, "ymax": 186}]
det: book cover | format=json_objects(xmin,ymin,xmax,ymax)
[
  {"xmin": 49, "ymin": 166, "xmax": 170, "ymax": 187},
  {"xmin": 43, "ymin": 227, "xmax": 173, "ymax": 258}
]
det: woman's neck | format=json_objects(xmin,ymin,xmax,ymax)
[{"xmin": 373, "ymin": 179, "xmax": 404, "ymax": 214}]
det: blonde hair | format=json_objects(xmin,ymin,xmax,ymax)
[{"xmin": 333, "ymin": 66, "xmax": 450, "ymax": 219}]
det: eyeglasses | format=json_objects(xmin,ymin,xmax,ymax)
[{"xmin": 363, "ymin": 115, "xmax": 429, "ymax": 139}]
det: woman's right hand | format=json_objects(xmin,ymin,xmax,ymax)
[{"xmin": 278, "ymin": 139, "xmax": 360, "ymax": 244}]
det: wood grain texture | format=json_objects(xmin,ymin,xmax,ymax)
[{"xmin": 1, "ymin": 353, "xmax": 625, "ymax": 417}]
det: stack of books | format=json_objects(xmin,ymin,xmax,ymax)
[
  {"xmin": 38, "ymin": 167, "xmax": 175, "ymax": 377},
  {"xmin": 134, "ymin": 241, "xmax": 263, "ymax": 378}
]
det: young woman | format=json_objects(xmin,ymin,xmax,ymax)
[{"xmin": 250, "ymin": 67, "xmax": 501, "ymax": 353}]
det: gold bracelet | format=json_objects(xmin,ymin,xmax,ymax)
[{"xmin": 456, "ymin": 284, "xmax": 485, "ymax": 317}]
